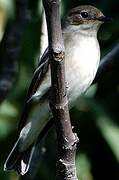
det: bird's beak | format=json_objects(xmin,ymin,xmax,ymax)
[{"xmin": 96, "ymin": 16, "xmax": 112, "ymax": 22}]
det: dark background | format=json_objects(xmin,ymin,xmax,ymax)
[{"xmin": 0, "ymin": 0, "xmax": 119, "ymax": 179}]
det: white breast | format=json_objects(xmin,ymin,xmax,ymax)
[{"xmin": 64, "ymin": 32, "xmax": 100, "ymax": 105}]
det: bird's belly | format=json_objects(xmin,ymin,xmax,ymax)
[
  {"xmin": 65, "ymin": 39, "xmax": 100, "ymax": 105},
  {"xmin": 66, "ymin": 68, "xmax": 94, "ymax": 106}
]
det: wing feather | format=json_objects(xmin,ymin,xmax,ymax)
[{"xmin": 18, "ymin": 48, "xmax": 50, "ymax": 132}]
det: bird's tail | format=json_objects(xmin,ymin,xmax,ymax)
[
  {"xmin": 4, "ymin": 119, "xmax": 53, "ymax": 175},
  {"xmin": 4, "ymin": 137, "xmax": 36, "ymax": 175}
]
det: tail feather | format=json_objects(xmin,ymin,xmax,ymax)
[
  {"xmin": 4, "ymin": 119, "xmax": 54, "ymax": 175},
  {"xmin": 4, "ymin": 137, "xmax": 35, "ymax": 175},
  {"xmin": 15, "ymin": 145, "xmax": 35, "ymax": 175},
  {"xmin": 4, "ymin": 138, "xmax": 21, "ymax": 171}
]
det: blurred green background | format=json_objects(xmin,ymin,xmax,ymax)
[{"xmin": 0, "ymin": 0, "xmax": 119, "ymax": 179}]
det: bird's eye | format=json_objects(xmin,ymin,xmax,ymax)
[{"xmin": 80, "ymin": 11, "xmax": 89, "ymax": 18}]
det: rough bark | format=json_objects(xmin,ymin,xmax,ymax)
[{"xmin": 43, "ymin": 0, "xmax": 79, "ymax": 179}]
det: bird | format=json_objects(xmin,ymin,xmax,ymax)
[{"xmin": 4, "ymin": 5, "xmax": 110, "ymax": 175}]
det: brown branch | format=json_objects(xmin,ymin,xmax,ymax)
[
  {"xmin": 0, "ymin": 0, "xmax": 30, "ymax": 103},
  {"xmin": 93, "ymin": 42, "xmax": 119, "ymax": 84},
  {"xmin": 43, "ymin": 0, "xmax": 78, "ymax": 180}
]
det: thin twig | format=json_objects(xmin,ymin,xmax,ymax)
[{"xmin": 43, "ymin": 0, "xmax": 79, "ymax": 179}]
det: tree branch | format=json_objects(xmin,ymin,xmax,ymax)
[
  {"xmin": 0, "ymin": 0, "xmax": 30, "ymax": 103},
  {"xmin": 43, "ymin": 0, "xmax": 78, "ymax": 179}
]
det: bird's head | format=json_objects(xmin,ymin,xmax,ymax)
[{"xmin": 63, "ymin": 5, "xmax": 111, "ymax": 35}]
